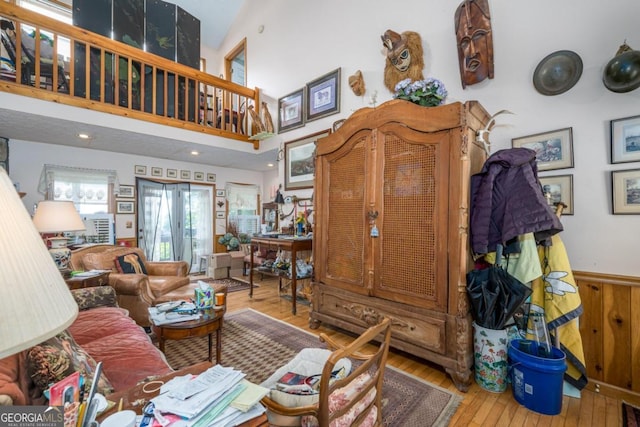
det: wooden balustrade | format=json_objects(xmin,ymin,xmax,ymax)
[{"xmin": 0, "ymin": 2, "xmax": 261, "ymax": 148}]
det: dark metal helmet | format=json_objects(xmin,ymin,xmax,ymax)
[{"xmin": 603, "ymin": 42, "xmax": 640, "ymax": 93}]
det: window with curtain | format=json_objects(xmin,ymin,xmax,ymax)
[
  {"xmin": 38, "ymin": 164, "xmax": 119, "ymax": 214},
  {"xmin": 226, "ymin": 182, "xmax": 260, "ymax": 235}
]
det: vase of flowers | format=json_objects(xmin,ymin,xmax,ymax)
[{"xmin": 393, "ymin": 77, "xmax": 448, "ymax": 107}]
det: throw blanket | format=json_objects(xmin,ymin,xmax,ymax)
[{"xmin": 529, "ymin": 234, "xmax": 587, "ymax": 390}]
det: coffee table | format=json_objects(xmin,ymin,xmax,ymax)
[
  {"xmin": 100, "ymin": 362, "xmax": 268, "ymax": 426},
  {"xmin": 151, "ymin": 307, "xmax": 224, "ymax": 363}
]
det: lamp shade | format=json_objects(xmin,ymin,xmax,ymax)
[
  {"xmin": 32, "ymin": 200, "xmax": 86, "ymax": 234},
  {"xmin": 0, "ymin": 169, "xmax": 78, "ymax": 358}
]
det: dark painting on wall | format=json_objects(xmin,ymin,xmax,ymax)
[
  {"xmin": 145, "ymin": 0, "xmax": 176, "ymax": 62},
  {"xmin": 72, "ymin": 0, "xmax": 112, "ymax": 38},
  {"xmin": 176, "ymin": 6, "xmax": 200, "ymax": 70},
  {"xmin": 113, "ymin": 0, "xmax": 144, "ymax": 49},
  {"xmin": 0, "ymin": 137, "xmax": 8, "ymax": 173}
]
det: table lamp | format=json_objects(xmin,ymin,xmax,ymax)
[
  {"xmin": 32, "ymin": 200, "xmax": 86, "ymax": 271},
  {"xmin": 0, "ymin": 168, "xmax": 78, "ymax": 358}
]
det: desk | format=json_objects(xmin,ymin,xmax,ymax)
[
  {"xmin": 249, "ymin": 236, "xmax": 313, "ymax": 315},
  {"xmin": 101, "ymin": 362, "xmax": 268, "ymax": 426}
]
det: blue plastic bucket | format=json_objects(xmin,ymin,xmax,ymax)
[{"xmin": 508, "ymin": 339, "xmax": 567, "ymax": 415}]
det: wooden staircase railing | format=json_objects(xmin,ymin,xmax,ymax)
[{"xmin": 0, "ymin": 2, "xmax": 261, "ymax": 148}]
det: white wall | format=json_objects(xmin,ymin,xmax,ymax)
[
  {"xmin": 9, "ymin": 140, "xmax": 265, "ymax": 239},
  {"xmin": 216, "ymin": 0, "xmax": 640, "ymax": 276}
]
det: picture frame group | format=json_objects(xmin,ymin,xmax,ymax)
[
  {"xmin": 277, "ymin": 68, "xmax": 341, "ymax": 134},
  {"xmin": 284, "ymin": 129, "xmax": 330, "ymax": 190},
  {"xmin": 116, "ymin": 200, "xmax": 135, "ymax": 214}
]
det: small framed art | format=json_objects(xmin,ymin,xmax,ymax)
[
  {"xmin": 181, "ymin": 170, "xmax": 191, "ymax": 180},
  {"xmin": 539, "ymin": 174, "xmax": 574, "ymax": 215},
  {"xmin": 207, "ymin": 173, "xmax": 216, "ymax": 183},
  {"xmin": 216, "ymin": 211, "xmax": 225, "ymax": 219},
  {"xmin": 134, "ymin": 165, "xmax": 147, "ymax": 175},
  {"xmin": 512, "ymin": 127, "xmax": 574, "ymax": 171},
  {"xmin": 285, "ymin": 129, "xmax": 330, "ymax": 190},
  {"xmin": 216, "ymin": 189, "xmax": 226, "ymax": 197},
  {"xmin": 194, "ymin": 172, "xmax": 204, "ymax": 181},
  {"xmin": 116, "ymin": 200, "xmax": 135, "ymax": 214},
  {"xmin": 167, "ymin": 169, "xmax": 178, "ymax": 178},
  {"xmin": 151, "ymin": 167, "xmax": 163, "ymax": 177},
  {"xmin": 118, "ymin": 185, "xmax": 135, "ymax": 198},
  {"xmin": 306, "ymin": 68, "xmax": 341, "ymax": 122},
  {"xmin": 611, "ymin": 115, "xmax": 640, "ymax": 164},
  {"xmin": 278, "ymin": 88, "xmax": 305, "ymax": 133},
  {"xmin": 612, "ymin": 168, "xmax": 640, "ymax": 214}
]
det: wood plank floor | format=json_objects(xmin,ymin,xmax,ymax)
[{"xmin": 225, "ymin": 276, "xmax": 623, "ymax": 426}]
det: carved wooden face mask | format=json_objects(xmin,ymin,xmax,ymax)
[
  {"xmin": 382, "ymin": 30, "xmax": 411, "ymax": 72},
  {"xmin": 455, "ymin": 0, "xmax": 494, "ymax": 88}
]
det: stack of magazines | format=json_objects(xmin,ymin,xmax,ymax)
[{"xmin": 148, "ymin": 302, "xmax": 201, "ymax": 326}]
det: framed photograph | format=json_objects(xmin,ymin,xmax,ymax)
[
  {"xmin": 207, "ymin": 173, "xmax": 216, "ymax": 183},
  {"xmin": 216, "ymin": 211, "xmax": 226, "ymax": 219},
  {"xmin": 305, "ymin": 68, "xmax": 341, "ymax": 122},
  {"xmin": 612, "ymin": 168, "xmax": 640, "ymax": 214},
  {"xmin": 118, "ymin": 185, "xmax": 135, "ymax": 198},
  {"xmin": 194, "ymin": 172, "xmax": 204, "ymax": 181},
  {"xmin": 166, "ymin": 169, "xmax": 178, "ymax": 178},
  {"xmin": 181, "ymin": 170, "xmax": 191, "ymax": 180},
  {"xmin": 151, "ymin": 167, "xmax": 163, "ymax": 177},
  {"xmin": 116, "ymin": 200, "xmax": 135, "ymax": 214},
  {"xmin": 0, "ymin": 136, "xmax": 8, "ymax": 172},
  {"xmin": 611, "ymin": 115, "xmax": 640, "ymax": 164},
  {"xmin": 278, "ymin": 88, "xmax": 305, "ymax": 133},
  {"xmin": 216, "ymin": 189, "xmax": 226, "ymax": 197},
  {"xmin": 134, "ymin": 165, "xmax": 147, "ymax": 175},
  {"xmin": 285, "ymin": 129, "xmax": 330, "ymax": 190},
  {"xmin": 539, "ymin": 174, "xmax": 574, "ymax": 215},
  {"xmin": 216, "ymin": 197, "xmax": 226, "ymax": 209},
  {"xmin": 512, "ymin": 127, "xmax": 574, "ymax": 171}
]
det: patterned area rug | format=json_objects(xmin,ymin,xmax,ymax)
[
  {"xmin": 162, "ymin": 309, "xmax": 461, "ymax": 426},
  {"xmin": 188, "ymin": 276, "xmax": 257, "ymax": 293},
  {"xmin": 623, "ymin": 401, "xmax": 640, "ymax": 427}
]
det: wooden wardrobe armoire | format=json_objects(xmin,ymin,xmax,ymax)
[{"xmin": 310, "ymin": 99, "xmax": 490, "ymax": 391}]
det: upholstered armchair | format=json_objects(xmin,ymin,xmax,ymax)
[{"xmin": 69, "ymin": 245, "xmax": 193, "ymax": 327}]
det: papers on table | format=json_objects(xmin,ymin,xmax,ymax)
[
  {"xmin": 148, "ymin": 306, "xmax": 201, "ymax": 326},
  {"xmin": 71, "ymin": 269, "xmax": 110, "ymax": 278},
  {"xmin": 149, "ymin": 365, "xmax": 266, "ymax": 427}
]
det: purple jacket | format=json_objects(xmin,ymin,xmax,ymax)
[{"xmin": 469, "ymin": 148, "xmax": 563, "ymax": 254}]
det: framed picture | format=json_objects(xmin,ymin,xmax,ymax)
[
  {"xmin": 151, "ymin": 167, "xmax": 163, "ymax": 177},
  {"xmin": 216, "ymin": 189, "xmax": 226, "ymax": 197},
  {"xmin": 305, "ymin": 68, "xmax": 341, "ymax": 122},
  {"xmin": 512, "ymin": 127, "xmax": 574, "ymax": 171},
  {"xmin": 134, "ymin": 165, "xmax": 147, "ymax": 175},
  {"xmin": 194, "ymin": 171, "xmax": 204, "ymax": 181},
  {"xmin": 612, "ymin": 168, "xmax": 640, "ymax": 214},
  {"xmin": 207, "ymin": 173, "xmax": 216, "ymax": 183},
  {"xmin": 610, "ymin": 115, "xmax": 640, "ymax": 164},
  {"xmin": 216, "ymin": 211, "xmax": 226, "ymax": 219},
  {"xmin": 181, "ymin": 170, "xmax": 191, "ymax": 180},
  {"xmin": 539, "ymin": 174, "xmax": 574, "ymax": 215},
  {"xmin": 116, "ymin": 200, "xmax": 135, "ymax": 214},
  {"xmin": 0, "ymin": 136, "xmax": 8, "ymax": 172},
  {"xmin": 278, "ymin": 88, "xmax": 305, "ymax": 133},
  {"xmin": 118, "ymin": 185, "xmax": 135, "ymax": 198},
  {"xmin": 167, "ymin": 169, "xmax": 178, "ymax": 178},
  {"xmin": 216, "ymin": 197, "xmax": 225, "ymax": 209},
  {"xmin": 285, "ymin": 129, "xmax": 330, "ymax": 190}
]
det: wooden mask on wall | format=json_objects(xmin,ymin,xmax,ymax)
[
  {"xmin": 454, "ymin": 0, "xmax": 494, "ymax": 89},
  {"xmin": 381, "ymin": 29, "xmax": 425, "ymax": 93}
]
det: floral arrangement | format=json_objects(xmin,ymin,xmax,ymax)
[{"xmin": 393, "ymin": 77, "xmax": 448, "ymax": 107}]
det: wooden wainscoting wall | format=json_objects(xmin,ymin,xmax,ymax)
[{"xmin": 575, "ymin": 270, "xmax": 640, "ymax": 403}]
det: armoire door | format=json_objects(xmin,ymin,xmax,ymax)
[{"xmin": 372, "ymin": 125, "xmax": 451, "ymax": 311}]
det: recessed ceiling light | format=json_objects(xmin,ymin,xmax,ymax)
[
  {"xmin": 77, "ymin": 133, "xmax": 91, "ymax": 139},
  {"xmin": 191, "ymin": 150, "xmax": 199, "ymax": 156},
  {"xmin": 267, "ymin": 163, "xmax": 274, "ymax": 167}
]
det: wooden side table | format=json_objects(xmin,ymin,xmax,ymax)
[{"xmin": 65, "ymin": 271, "xmax": 110, "ymax": 290}]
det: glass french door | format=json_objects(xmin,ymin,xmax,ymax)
[{"xmin": 137, "ymin": 180, "xmax": 213, "ymax": 272}]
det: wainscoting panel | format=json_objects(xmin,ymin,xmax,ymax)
[{"xmin": 575, "ymin": 271, "xmax": 640, "ymax": 399}]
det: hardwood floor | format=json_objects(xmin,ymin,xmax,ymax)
[{"xmin": 226, "ymin": 276, "xmax": 623, "ymax": 426}]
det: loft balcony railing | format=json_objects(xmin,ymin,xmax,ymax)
[{"xmin": 0, "ymin": 2, "xmax": 261, "ymax": 148}]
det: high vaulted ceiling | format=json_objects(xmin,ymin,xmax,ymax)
[{"xmin": 2, "ymin": 0, "xmax": 281, "ymax": 172}]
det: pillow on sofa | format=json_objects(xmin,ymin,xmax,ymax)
[
  {"xmin": 27, "ymin": 330, "xmax": 113, "ymax": 398},
  {"xmin": 115, "ymin": 253, "xmax": 148, "ymax": 275}
]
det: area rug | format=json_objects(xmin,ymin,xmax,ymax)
[
  {"xmin": 162, "ymin": 308, "xmax": 461, "ymax": 426},
  {"xmin": 188, "ymin": 276, "xmax": 257, "ymax": 293},
  {"xmin": 623, "ymin": 401, "xmax": 640, "ymax": 427}
]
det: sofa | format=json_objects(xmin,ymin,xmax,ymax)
[
  {"xmin": 69, "ymin": 245, "xmax": 226, "ymax": 327},
  {"xmin": 0, "ymin": 286, "xmax": 173, "ymax": 406}
]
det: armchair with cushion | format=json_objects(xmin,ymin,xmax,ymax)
[
  {"xmin": 260, "ymin": 317, "xmax": 392, "ymax": 427},
  {"xmin": 69, "ymin": 245, "xmax": 227, "ymax": 327}
]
